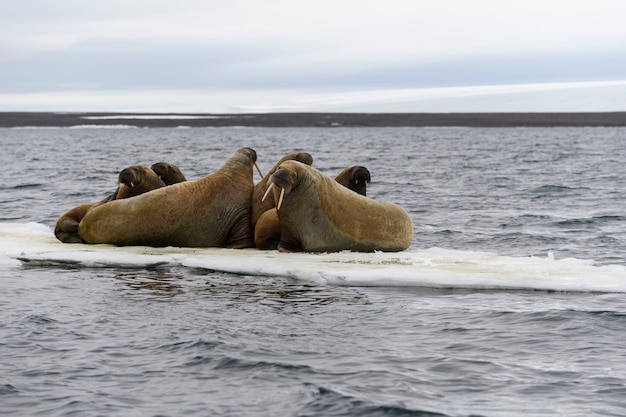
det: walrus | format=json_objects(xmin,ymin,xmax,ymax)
[
  {"xmin": 254, "ymin": 164, "xmax": 372, "ymax": 250},
  {"xmin": 334, "ymin": 165, "xmax": 371, "ymax": 196},
  {"xmin": 78, "ymin": 148, "xmax": 258, "ymax": 248},
  {"xmin": 251, "ymin": 151, "xmax": 313, "ymax": 228},
  {"xmin": 264, "ymin": 160, "xmax": 413, "ymax": 252},
  {"xmin": 54, "ymin": 165, "xmax": 167, "ymax": 243},
  {"xmin": 55, "ymin": 202, "xmax": 100, "ymax": 243},
  {"xmin": 113, "ymin": 165, "xmax": 168, "ymax": 199},
  {"xmin": 253, "ymin": 208, "xmax": 282, "ymax": 250},
  {"xmin": 151, "ymin": 161, "xmax": 187, "ymax": 185}
]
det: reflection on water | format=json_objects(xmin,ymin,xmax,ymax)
[
  {"xmin": 101, "ymin": 267, "xmax": 369, "ymax": 308},
  {"xmin": 199, "ymin": 277, "xmax": 370, "ymax": 309},
  {"xmin": 110, "ymin": 269, "xmax": 186, "ymax": 299}
]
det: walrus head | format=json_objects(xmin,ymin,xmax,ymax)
[
  {"xmin": 335, "ymin": 165, "xmax": 371, "ymax": 196},
  {"xmin": 233, "ymin": 147, "xmax": 262, "ymax": 178},
  {"xmin": 150, "ymin": 161, "xmax": 187, "ymax": 185},
  {"xmin": 244, "ymin": 147, "xmax": 257, "ymax": 160},
  {"xmin": 258, "ymin": 152, "xmax": 313, "ymax": 185},
  {"xmin": 250, "ymin": 151, "xmax": 313, "ymax": 227},
  {"xmin": 262, "ymin": 160, "xmax": 309, "ymax": 211},
  {"xmin": 116, "ymin": 166, "xmax": 166, "ymax": 199},
  {"xmin": 292, "ymin": 152, "xmax": 314, "ymax": 166}
]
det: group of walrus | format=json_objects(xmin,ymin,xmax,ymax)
[{"xmin": 55, "ymin": 148, "xmax": 414, "ymax": 252}]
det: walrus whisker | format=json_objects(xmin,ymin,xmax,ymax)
[
  {"xmin": 261, "ymin": 183, "xmax": 273, "ymax": 202},
  {"xmin": 277, "ymin": 187, "xmax": 285, "ymax": 211},
  {"xmin": 255, "ymin": 162, "xmax": 264, "ymax": 179}
]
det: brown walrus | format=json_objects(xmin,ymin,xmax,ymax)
[
  {"xmin": 251, "ymin": 152, "xmax": 313, "ymax": 250},
  {"xmin": 112, "ymin": 165, "xmax": 169, "ymax": 199},
  {"xmin": 55, "ymin": 202, "xmax": 99, "ymax": 243},
  {"xmin": 253, "ymin": 208, "xmax": 282, "ymax": 250},
  {"xmin": 333, "ymin": 165, "xmax": 371, "ymax": 196},
  {"xmin": 78, "ymin": 148, "xmax": 258, "ymax": 248},
  {"xmin": 265, "ymin": 160, "xmax": 413, "ymax": 252},
  {"xmin": 54, "ymin": 165, "xmax": 167, "ymax": 243},
  {"xmin": 151, "ymin": 161, "xmax": 188, "ymax": 185},
  {"xmin": 254, "ymin": 164, "xmax": 373, "ymax": 250},
  {"xmin": 251, "ymin": 151, "xmax": 313, "ymax": 228}
]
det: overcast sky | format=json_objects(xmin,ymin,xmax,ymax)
[{"xmin": 2, "ymin": 0, "xmax": 626, "ymax": 112}]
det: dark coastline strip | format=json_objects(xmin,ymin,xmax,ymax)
[{"xmin": 1, "ymin": 111, "xmax": 626, "ymax": 128}]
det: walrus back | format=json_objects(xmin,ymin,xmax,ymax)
[
  {"xmin": 78, "ymin": 181, "xmax": 231, "ymax": 246},
  {"xmin": 78, "ymin": 148, "xmax": 257, "ymax": 247},
  {"xmin": 320, "ymin": 186, "xmax": 414, "ymax": 252}
]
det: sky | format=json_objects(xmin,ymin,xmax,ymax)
[{"xmin": 1, "ymin": 0, "xmax": 626, "ymax": 113}]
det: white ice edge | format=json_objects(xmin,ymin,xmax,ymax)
[{"xmin": 2, "ymin": 222, "xmax": 625, "ymax": 292}]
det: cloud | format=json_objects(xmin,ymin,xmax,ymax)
[
  {"xmin": 5, "ymin": 1, "xmax": 626, "ymax": 57},
  {"xmin": 2, "ymin": 0, "xmax": 626, "ymax": 111},
  {"xmin": 3, "ymin": 37, "xmax": 623, "ymax": 93},
  {"xmin": 2, "ymin": 81, "xmax": 626, "ymax": 113}
]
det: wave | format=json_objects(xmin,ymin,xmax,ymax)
[
  {"xmin": 554, "ymin": 215, "xmax": 626, "ymax": 227},
  {"xmin": 526, "ymin": 185, "xmax": 590, "ymax": 198},
  {"xmin": 1, "ymin": 222, "xmax": 625, "ymax": 293},
  {"xmin": 8, "ymin": 125, "xmax": 140, "ymax": 129},
  {"xmin": 80, "ymin": 115, "xmax": 235, "ymax": 120},
  {"xmin": 7, "ymin": 124, "xmax": 236, "ymax": 130},
  {"xmin": 302, "ymin": 386, "xmax": 450, "ymax": 417}
]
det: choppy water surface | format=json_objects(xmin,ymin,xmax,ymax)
[{"xmin": 1, "ymin": 126, "xmax": 626, "ymax": 416}]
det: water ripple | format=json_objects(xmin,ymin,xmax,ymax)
[
  {"xmin": 300, "ymin": 386, "xmax": 457, "ymax": 417},
  {"xmin": 2, "ymin": 127, "xmax": 626, "ymax": 416}
]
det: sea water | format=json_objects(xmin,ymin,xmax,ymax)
[{"xmin": 1, "ymin": 126, "xmax": 626, "ymax": 416}]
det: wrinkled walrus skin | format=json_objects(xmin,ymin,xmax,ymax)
[
  {"xmin": 79, "ymin": 148, "xmax": 258, "ymax": 248},
  {"xmin": 54, "ymin": 165, "xmax": 167, "ymax": 243},
  {"xmin": 254, "ymin": 164, "xmax": 372, "ymax": 250},
  {"xmin": 268, "ymin": 160, "xmax": 413, "ymax": 253}
]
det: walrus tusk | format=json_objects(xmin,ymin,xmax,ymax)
[
  {"xmin": 255, "ymin": 162, "xmax": 264, "ymax": 179},
  {"xmin": 277, "ymin": 187, "xmax": 285, "ymax": 211},
  {"xmin": 261, "ymin": 183, "xmax": 273, "ymax": 202},
  {"xmin": 130, "ymin": 182, "xmax": 134, "ymax": 188}
]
